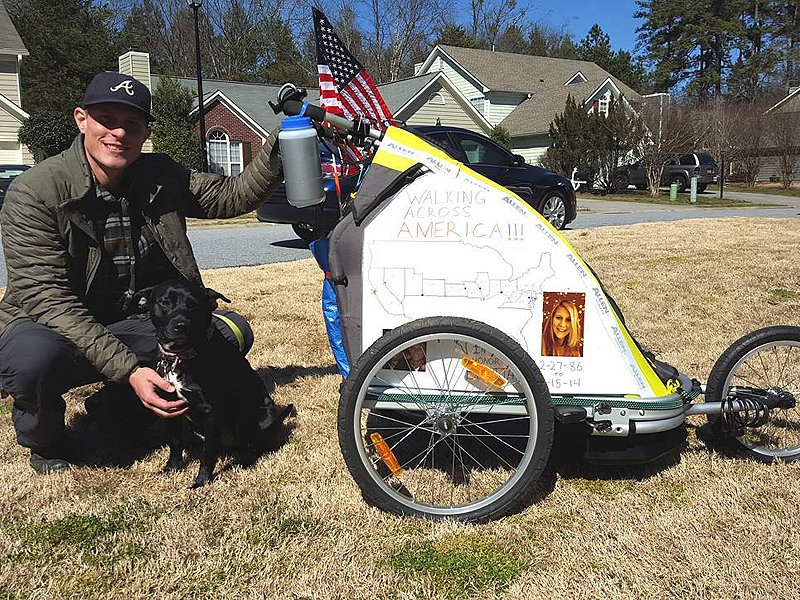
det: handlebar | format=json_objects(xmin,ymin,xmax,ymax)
[{"xmin": 270, "ymin": 84, "xmax": 384, "ymax": 145}]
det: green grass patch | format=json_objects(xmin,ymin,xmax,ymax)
[
  {"xmin": 768, "ymin": 288, "xmax": 800, "ymax": 303},
  {"xmin": 723, "ymin": 184, "xmax": 800, "ymax": 198},
  {"xmin": 247, "ymin": 515, "xmax": 336, "ymax": 549},
  {"xmin": 563, "ymin": 478, "xmax": 639, "ymax": 499},
  {"xmin": 388, "ymin": 535, "xmax": 526, "ymax": 596},
  {"xmin": 12, "ymin": 500, "xmax": 152, "ymax": 565},
  {"xmin": 579, "ymin": 190, "xmax": 775, "ymax": 207},
  {"xmin": 645, "ymin": 479, "xmax": 686, "ymax": 505},
  {"xmin": 0, "ymin": 399, "xmax": 11, "ymax": 415},
  {"xmin": 274, "ymin": 515, "xmax": 331, "ymax": 537},
  {"xmin": 183, "ymin": 555, "xmax": 262, "ymax": 597}
]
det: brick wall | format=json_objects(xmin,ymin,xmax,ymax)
[{"xmin": 195, "ymin": 101, "xmax": 265, "ymax": 165}]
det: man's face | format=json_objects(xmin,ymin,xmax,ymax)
[{"xmin": 74, "ymin": 103, "xmax": 151, "ymax": 179}]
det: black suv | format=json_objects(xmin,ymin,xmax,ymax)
[
  {"xmin": 626, "ymin": 153, "xmax": 718, "ymax": 193},
  {"xmin": 257, "ymin": 126, "xmax": 577, "ymax": 239}
]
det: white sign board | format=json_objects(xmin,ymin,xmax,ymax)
[{"xmin": 359, "ymin": 137, "xmax": 660, "ymax": 398}]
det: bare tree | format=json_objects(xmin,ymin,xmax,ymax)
[
  {"xmin": 766, "ymin": 110, "xmax": 800, "ymax": 189},
  {"xmin": 594, "ymin": 96, "xmax": 647, "ymax": 192},
  {"xmin": 734, "ymin": 111, "xmax": 767, "ymax": 186},
  {"xmin": 699, "ymin": 97, "xmax": 743, "ymax": 176},
  {"xmin": 467, "ymin": 0, "xmax": 529, "ymax": 50},
  {"xmin": 638, "ymin": 96, "xmax": 705, "ymax": 196},
  {"xmin": 115, "ymin": 0, "xmax": 295, "ymax": 81},
  {"xmin": 359, "ymin": 0, "xmax": 451, "ymax": 82}
]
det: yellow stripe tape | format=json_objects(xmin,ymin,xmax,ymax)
[{"xmin": 212, "ymin": 312, "xmax": 245, "ymax": 353}]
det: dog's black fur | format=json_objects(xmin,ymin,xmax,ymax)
[{"xmin": 142, "ymin": 279, "xmax": 293, "ymax": 488}]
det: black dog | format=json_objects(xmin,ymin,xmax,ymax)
[{"xmin": 143, "ymin": 279, "xmax": 293, "ymax": 488}]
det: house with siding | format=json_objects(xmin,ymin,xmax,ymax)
[
  {"xmin": 415, "ymin": 45, "xmax": 644, "ymax": 165},
  {"xmin": 120, "ymin": 51, "xmax": 490, "ymax": 176},
  {"xmin": 118, "ymin": 45, "xmax": 642, "ymax": 174},
  {"xmin": 754, "ymin": 87, "xmax": 800, "ymax": 182},
  {"xmin": 0, "ymin": 0, "xmax": 31, "ymax": 165}
]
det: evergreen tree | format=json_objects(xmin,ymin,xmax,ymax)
[
  {"xmin": 151, "ymin": 76, "xmax": 202, "ymax": 170},
  {"xmin": 18, "ymin": 111, "xmax": 76, "ymax": 161},
  {"xmin": 489, "ymin": 125, "xmax": 511, "ymax": 149},
  {"xmin": 435, "ymin": 23, "xmax": 478, "ymax": 48},
  {"xmin": 118, "ymin": 0, "xmax": 163, "ymax": 56},
  {"xmin": 635, "ymin": 0, "xmax": 792, "ymax": 99},
  {"xmin": 577, "ymin": 24, "xmax": 614, "ymax": 66},
  {"xmin": 542, "ymin": 95, "xmax": 595, "ymax": 177},
  {"xmin": 578, "ymin": 24, "xmax": 649, "ymax": 92},
  {"xmin": 258, "ymin": 18, "xmax": 310, "ymax": 85},
  {"xmin": 8, "ymin": 0, "xmax": 118, "ymax": 114},
  {"xmin": 773, "ymin": 2, "xmax": 800, "ymax": 91},
  {"xmin": 496, "ymin": 23, "xmax": 529, "ymax": 54},
  {"xmin": 528, "ymin": 23, "xmax": 577, "ymax": 59}
]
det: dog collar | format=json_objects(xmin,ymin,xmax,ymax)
[{"xmin": 157, "ymin": 345, "xmax": 198, "ymax": 360}]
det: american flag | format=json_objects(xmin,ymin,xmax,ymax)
[{"xmin": 314, "ymin": 8, "xmax": 393, "ymax": 128}]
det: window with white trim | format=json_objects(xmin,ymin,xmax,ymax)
[
  {"xmin": 598, "ymin": 98, "xmax": 609, "ymax": 115},
  {"xmin": 428, "ymin": 92, "xmax": 445, "ymax": 105},
  {"xmin": 207, "ymin": 130, "xmax": 243, "ymax": 176}
]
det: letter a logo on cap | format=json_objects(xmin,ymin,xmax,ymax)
[{"xmin": 110, "ymin": 80, "xmax": 136, "ymax": 96}]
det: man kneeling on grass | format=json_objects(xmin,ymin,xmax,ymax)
[{"xmin": 0, "ymin": 72, "xmax": 282, "ymax": 473}]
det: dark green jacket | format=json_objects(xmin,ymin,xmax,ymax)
[{"xmin": 0, "ymin": 132, "xmax": 281, "ymax": 382}]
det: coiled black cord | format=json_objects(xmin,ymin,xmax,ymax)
[{"xmin": 720, "ymin": 395, "xmax": 770, "ymax": 435}]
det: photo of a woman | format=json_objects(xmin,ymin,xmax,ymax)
[{"xmin": 541, "ymin": 293, "xmax": 585, "ymax": 357}]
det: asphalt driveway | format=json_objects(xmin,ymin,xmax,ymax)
[{"xmin": 0, "ymin": 190, "xmax": 797, "ymax": 287}]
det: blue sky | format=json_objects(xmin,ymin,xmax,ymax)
[{"xmin": 530, "ymin": 0, "xmax": 644, "ymax": 53}]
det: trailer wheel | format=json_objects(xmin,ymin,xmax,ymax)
[
  {"xmin": 338, "ymin": 317, "xmax": 553, "ymax": 523},
  {"xmin": 706, "ymin": 326, "xmax": 800, "ymax": 462}
]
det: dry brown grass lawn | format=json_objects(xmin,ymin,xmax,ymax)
[{"xmin": 2, "ymin": 217, "xmax": 800, "ymax": 599}]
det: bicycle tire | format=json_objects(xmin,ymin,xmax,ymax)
[
  {"xmin": 705, "ymin": 325, "xmax": 800, "ymax": 462},
  {"xmin": 337, "ymin": 316, "xmax": 553, "ymax": 522}
]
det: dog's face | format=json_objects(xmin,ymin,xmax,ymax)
[{"xmin": 149, "ymin": 280, "xmax": 214, "ymax": 354}]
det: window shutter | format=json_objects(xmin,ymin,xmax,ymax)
[{"xmin": 242, "ymin": 141, "xmax": 252, "ymax": 166}]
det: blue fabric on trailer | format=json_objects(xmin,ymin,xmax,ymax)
[{"xmin": 310, "ymin": 238, "xmax": 350, "ymax": 378}]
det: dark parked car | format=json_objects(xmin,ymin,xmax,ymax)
[
  {"xmin": 626, "ymin": 153, "xmax": 718, "ymax": 193},
  {"xmin": 257, "ymin": 126, "xmax": 577, "ymax": 239},
  {"xmin": 0, "ymin": 164, "xmax": 30, "ymax": 210},
  {"xmin": 412, "ymin": 126, "xmax": 576, "ymax": 229}
]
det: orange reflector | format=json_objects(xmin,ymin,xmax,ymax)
[
  {"xmin": 370, "ymin": 433, "xmax": 403, "ymax": 476},
  {"xmin": 461, "ymin": 357, "xmax": 507, "ymax": 388}
]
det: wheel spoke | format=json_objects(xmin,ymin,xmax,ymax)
[
  {"xmin": 346, "ymin": 321, "xmax": 552, "ymax": 519},
  {"xmin": 714, "ymin": 333, "xmax": 800, "ymax": 460}
]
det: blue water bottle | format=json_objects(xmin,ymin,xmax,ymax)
[{"xmin": 279, "ymin": 116, "xmax": 325, "ymax": 208}]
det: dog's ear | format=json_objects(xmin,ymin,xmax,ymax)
[
  {"xmin": 206, "ymin": 287, "xmax": 231, "ymax": 309},
  {"xmin": 132, "ymin": 287, "xmax": 154, "ymax": 312}
]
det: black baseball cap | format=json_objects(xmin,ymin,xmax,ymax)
[{"xmin": 81, "ymin": 72, "xmax": 155, "ymax": 121}]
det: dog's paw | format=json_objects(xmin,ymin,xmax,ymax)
[
  {"xmin": 161, "ymin": 460, "xmax": 184, "ymax": 474},
  {"xmin": 190, "ymin": 468, "xmax": 214, "ymax": 488}
]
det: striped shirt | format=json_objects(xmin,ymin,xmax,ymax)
[{"xmin": 88, "ymin": 183, "xmax": 178, "ymax": 323}]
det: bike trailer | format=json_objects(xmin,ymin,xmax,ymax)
[{"xmin": 327, "ymin": 126, "xmax": 690, "ymax": 417}]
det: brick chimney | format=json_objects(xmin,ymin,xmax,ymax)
[{"xmin": 118, "ymin": 51, "xmax": 153, "ymax": 152}]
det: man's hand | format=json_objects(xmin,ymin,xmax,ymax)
[{"xmin": 128, "ymin": 367, "xmax": 187, "ymax": 418}]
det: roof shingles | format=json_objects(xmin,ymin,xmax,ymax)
[
  {"xmin": 153, "ymin": 73, "xmax": 438, "ymax": 133},
  {"xmin": 436, "ymin": 45, "xmax": 642, "ymax": 136},
  {"xmin": 0, "ymin": 0, "xmax": 27, "ymax": 55}
]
